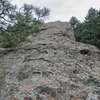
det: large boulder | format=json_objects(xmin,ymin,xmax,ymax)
[{"xmin": 0, "ymin": 21, "xmax": 100, "ymax": 100}]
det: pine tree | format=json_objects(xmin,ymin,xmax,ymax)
[
  {"xmin": 81, "ymin": 7, "xmax": 99, "ymax": 48},
  {"xmin": 0, "ymin": 1, "xmax": 50, "ymax": 47},
  {"xmin": 69, "ymin": 7, "xmax": 100, "ymax": 49},
  {"xmin": 69, "ymin": 16, "xmax": 80, "ymax": 29},
  {"xmin": 69, "ymin": 16, "xmax": 84, "ymax": 41},
  {"xmin": 0, "ymin": 0, "xmax": 17, "ymax": 46}
]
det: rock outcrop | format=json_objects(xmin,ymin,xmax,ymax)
[{"xmin": 0, "ymin": 21, "xmax": 100, "ymax": 100}]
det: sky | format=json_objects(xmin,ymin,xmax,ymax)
[{"xmin": 11, "ymin": 0, "xmax": 100, "ymax": 23}]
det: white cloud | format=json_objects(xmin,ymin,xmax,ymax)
[{"xmin": 11, "ymin": 0, "xmax": 100, "ymax": 22}]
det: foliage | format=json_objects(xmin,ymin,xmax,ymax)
[
  {"xmin": 34, "ymin": 6, "xmax": 50, "ymax": 20},
  {"xmin": 69, "ymin": 7, "xmax": 100, "ymax": 50},
  {"xmin": 0, "ymin": 0, "xmax": 50, "ymax": 47},
  {"xmin": 69, "ymin": 16, "xmax": 80, "ymax": 29}
]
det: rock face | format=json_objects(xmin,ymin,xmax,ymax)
[
  {"xmin": 0, "ymin": 21, "xmax": 100, "ymax": 100},
  {"xmin": 40, "ymin": 21, "xmax": 76, "ymax": 41}
]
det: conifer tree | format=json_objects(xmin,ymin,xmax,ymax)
[
  {"xmin": 0, "ymin": 0, "xmax": 50, "ymax": 47},
  {"xmin": 69, "ymin": 7, "xmax": 100, "ymax": 49}
]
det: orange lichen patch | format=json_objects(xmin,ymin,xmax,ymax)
[
  {"xmin": 59, "ymin": 77, "xmax": 63, "ymax": 79},
  {"xmin": 53, "ymin": 73, "xmax": 56, "ymax": 80},
  {"xmin": 51, "ymin": 84, "xmax": 58, "ymax": 88},
  {"xmin": 71, "ymin": 98, "xmax": 81, "ymax": 100},
  {"xmin": 47, "ymin": 97, "xmax": 57, "ymax": 100},
  {"xmin": 44, "ymin": 93, "xmax": 47, "ymax": 96},
  {"xmin": 15, "ymin": 66, "xmax": 21, "ymax": 69},
  {"xmin": 0, "ymin": 88, "xmax": 4, "ymax": 93},
  {"xmin": 81, "ymin": 87, "xmax": 87, "ymax": 92},
  {"xmin": 43, "ymin": 93, "xmax": 48, "ymax": 99},
  {"xmin": 39, "ymin": 79, "xmax": 49, "ymax": 84},
  {"xmin": 78, "ymin": 54, "xmax": 84, "ymax": 60},
  {"xmin": 20, "ymin": 84, "xmax": 36, "ymax": 91},
  {"xmin": 10, "ymin": 71, "xmax": 15, "ymax": 74}
]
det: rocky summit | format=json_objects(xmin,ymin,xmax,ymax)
[{"xmin": 0, "ymin": 21, "xmax": 100, "ymax": 100}]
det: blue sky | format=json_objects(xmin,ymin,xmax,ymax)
[{"xmin": 11, "ymin": 0, "xmax": 100, "ymax": 22}]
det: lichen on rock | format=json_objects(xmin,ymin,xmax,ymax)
[{"xmin": 0, "ymin": 21, "xmax": 100, "ymax": 100}]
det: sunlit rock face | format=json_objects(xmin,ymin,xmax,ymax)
[{"xmin": 0, "ymin": 21, "xmax": 100, "ymax": 100}]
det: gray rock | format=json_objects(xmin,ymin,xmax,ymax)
[{"xmin": 0, "ymin": 21, "xmax": 100, "ymax": 100}]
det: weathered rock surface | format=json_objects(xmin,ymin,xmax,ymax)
[{"xmin": 0, "ymin": 21, "xmax": 100, "ymax": 100}]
